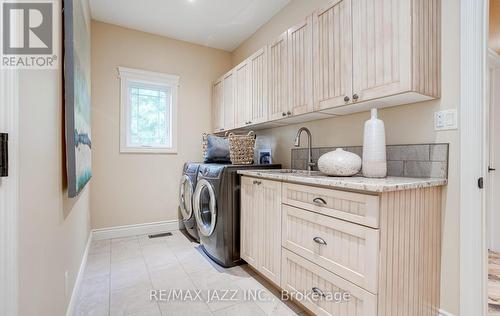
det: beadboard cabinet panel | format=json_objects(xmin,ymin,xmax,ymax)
[
  {"xmin": 288, "ymin": 15, "xmax": 314, "ymax": 116},
  {"xmin": 281, "ymin": 248, "xmax": 378, "ymax": 316},
  {"xmin": 377, "ymin": 187, "xmax": 442, "ymax": 316},
  {"xmin": 268, "ymin": 32, "xmax": 289, "ymax": 121},
  {"xmin": 222, "ymin": 71, "xmax": 235, "ymax": 130},
  {"xmin": 249, "ymin": 48, "xmax": 268, "ymax": 125},
  {"xmin": 282, "ymin": 205, "xmax": 379, "ymax": 293},
  {"xmin": 282, "ymin": 182, "xmax": 380, "ymax": 228},
  {"xmin": 240, "ymin": 177, "xmax": 282, "ymax": 286},
  {"xmin": 212, "ymin": 79, "xmax": 223, "ymax": 132},
  {"xmin": 257, "ymin": 179, "xmax": 282, "ymax": 286},
  {"xmin": 234, "ymin": 60, "xmax": 250, "ymax": 128},
  {"xmin": 351, "ymin": 0, "xmax": 411, "ymax": 103},
  {"xmin": 411, "ymin": 0, "xmax": 441, "ymax": 98},
  {"xmin": 313, "ymin": 0, "xmax": 353, "ymax": 110},
  {"xmin": 240, "ymin": 177, "xmax": 258, "ymax": 266}
]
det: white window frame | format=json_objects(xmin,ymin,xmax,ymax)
[{"xmin": 118, "ymin": 66, "xmax": 179, "ymax": 154}]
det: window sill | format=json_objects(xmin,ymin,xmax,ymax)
[{"xmin": 120, "ymin": 147, "xmax": 178, "ymax": 154}]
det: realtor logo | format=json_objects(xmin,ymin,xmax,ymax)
[{"xmin": 1, "ymin": 0, "xmax": 59, "ymax": 69}]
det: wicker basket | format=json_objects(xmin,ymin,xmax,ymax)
[{"xmin": 228, "ymin": 131, "xmax": 256, "ymax": 165}]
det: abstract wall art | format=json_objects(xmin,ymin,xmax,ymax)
[{"xmin": 64, "ymin": 0, "xmax": 92, "ymax": 197}]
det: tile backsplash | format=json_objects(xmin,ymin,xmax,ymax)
[{"xmin": 291, "ymin": 143, "xmax": 449, "ymax": 179}]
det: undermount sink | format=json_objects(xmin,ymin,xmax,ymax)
[{"xmin": 263, "ymin": 169, "xmax": 324, "ymax": 176}]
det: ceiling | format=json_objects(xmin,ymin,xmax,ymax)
[{"xmin": 89, "ymin": 0, "xmax": 290, "ymax": 52}]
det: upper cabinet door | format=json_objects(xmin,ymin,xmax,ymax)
[
  {"xmin": 249, "ymin": 47, "xmax": 268, "ymax": 125},
  {"xmin": 212, "ymin": 79, "xmax": 224, "ymax": 132},
  {"xmin": 234, "ymin": 60, "xmax": 250, "ymax": 128},
  {"xmin": 313, "ymin": 0, "xmax": 353, "ymax": 110},
  {"xmin": 288, "ymin": 15, "xmax": 314, "ymax": 116},
  {"xmin": 351, "ymin": 0, "xmax": 411, "ymax": 103},
  {"xmin": 268, "ymin": 31, "xmax": 288, "ymax": 121},
  {"xmin": 222, "ymin": 71, "xmax": 235, "ymax": 130}
]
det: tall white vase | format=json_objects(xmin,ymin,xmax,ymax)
[{"xmin": 362, "ymin": 109, "xmax": 387, "ymax": 178}]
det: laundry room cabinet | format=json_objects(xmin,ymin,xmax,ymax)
[
  {"xmin": 314, "ymin": 0, "xmax": 441, "ymax": 114},
  {"xmin": 239, "ymin": 173, "xmax": 445, "ymax": 316},
  {"xmin": 212, "ymin": 0, "xmax": 441, "ymax": 132},
  {"xmin": 240, "ymin": 176, "xmax": 281, "ymax": 286}
]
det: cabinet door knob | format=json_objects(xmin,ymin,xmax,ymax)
[
  {"xmin": 282, "ymin": 112, "xmax": 287, "ymax": 116},
  {"xmin": 312, "ymin": 287, "xmax": 326, "ymax": 297},
  {"xmin": 352, "ymin": 94, "xmax": 359, "ymax": 101},
  {"xmin": 313, "ymin": 236, "xmax": 327, "ymax": 245},
  {"xmin": 287, "ymin": 111, "xmax": 292, "ymax": 115},
  {"xmin": 344, "ymin": 96, "xmax": 350, "ymax": 102},
  {"xmin": 313, "ymin": 197, "xmax": 327, "ymax": 206}
]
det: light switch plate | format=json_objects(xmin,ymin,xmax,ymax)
[{"xmin": 434, "ymin": 109, "xmax": 458, "ymax": 131}]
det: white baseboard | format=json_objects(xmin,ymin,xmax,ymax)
[
  {"xmin": 439, "ymin": 308, "xmax": 455, "ymax": 316},
  {"xmin": 65, "ymin": 232, "xmax": 92, "ymax": 316},
  {"xmin": 92, "ymin": 220, "xmax": 180, "ymax": 240}
]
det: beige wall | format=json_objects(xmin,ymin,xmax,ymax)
[
  {"xmin": 17, "ymin": 1, "xmax": 92, "ymax": 315},
  {"xmin": 90, "ymin": 21, "xmax": 232, "ymax": 229},
  {"xmin": 231, "ymin": 0, "xmax": 460, "ymax": 314}
]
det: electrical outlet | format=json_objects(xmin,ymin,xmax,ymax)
[
  {"xmin": 64, "ymin": 270, "xmax": 69, "ymax": 299},
  {"xmin": 434, "ymin": 109, "xmax": 458, "ymax": 131}
]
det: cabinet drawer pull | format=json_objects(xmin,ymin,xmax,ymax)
[
  {"xmin": 313, "ymin": 197, "xmax": 327, "ymax": 206},
  {"xmin": 313, "ymin": 236, "xmax": 327, "ymax": 245},
  {"xmin": 253, "ymin": 180, "xmax": 262, "ymax": 185},
  {"xmin": 312, "ymin": 287, "xmax": 326, "ymax": 297}
]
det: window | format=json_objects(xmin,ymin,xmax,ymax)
[{"xmin": 119, "ymin": 67, "xmax": 179, "ymax": 153}]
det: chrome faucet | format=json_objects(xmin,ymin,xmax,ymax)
[{"xmin": 294, "ymin": 127, "xmax": 315, "ymax": 171}]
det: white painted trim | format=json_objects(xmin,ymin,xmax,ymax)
[
  {"xmin": 438, "ymin": 308, "xmax": 455, "ymax": 316},
  {"xmin": 0, "ymin": 69, "xmax": 19, "ymax": 316},
  {"xmin": 65, "ymin": 233, "xmax": 92, "ymax": 316},
  {"xmin": 117, "ymin": 66, "xmax": 180, "ymax": 84},
  {"xmin": 92, "ymin": 220, "xmax": 180, "ymax": 240},
  {"xmin": 118, "ymin": 66, "xmax": 179, "ymax": 155},
  {"xmin": 459, "ymin": 0, "xmax": 488, "ymax": 315}
]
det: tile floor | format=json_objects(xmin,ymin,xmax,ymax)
[
  {"xmin": 490, "ymin": 250, "xmax": 500, "ymax": 315},
  {"xmin": 74, "ymin": 231, "xmax": 307, "ymax": 316}
]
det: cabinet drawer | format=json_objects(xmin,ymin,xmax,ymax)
[
  {"xmin": 281, "ymin": 248, "xmax": 377, "ymax": 316},
  {"xmin": 282, "ymin": 205, "xmax": 379, "ymax": 293},
  {"xmin": 282, "ymin": 182, "xmax": 379, "ymax": 228}
]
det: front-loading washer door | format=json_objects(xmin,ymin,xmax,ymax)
[
  {"xmin": 179, "ymin": 175, "xmax": 194, "ymax": 220},
  {"xmin": 193, "ymin": 179, "xmax": 217, "ymax": 237}
]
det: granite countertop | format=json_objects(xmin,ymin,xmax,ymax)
[{"xmin": 237, "ymin": 169, "xmax": 447, "ymax": 193}]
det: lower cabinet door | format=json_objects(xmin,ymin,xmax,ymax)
[
  {"xmin": 240, "ymin": 177, "xmax": 258, "ymax": 267},
  {"xmin": 257, "ymin": 179, "xmax": 282, "ymax": 286},
  {"xmin": 281, "ymin": 248, "xmax": 377, "ymax": 316}
]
